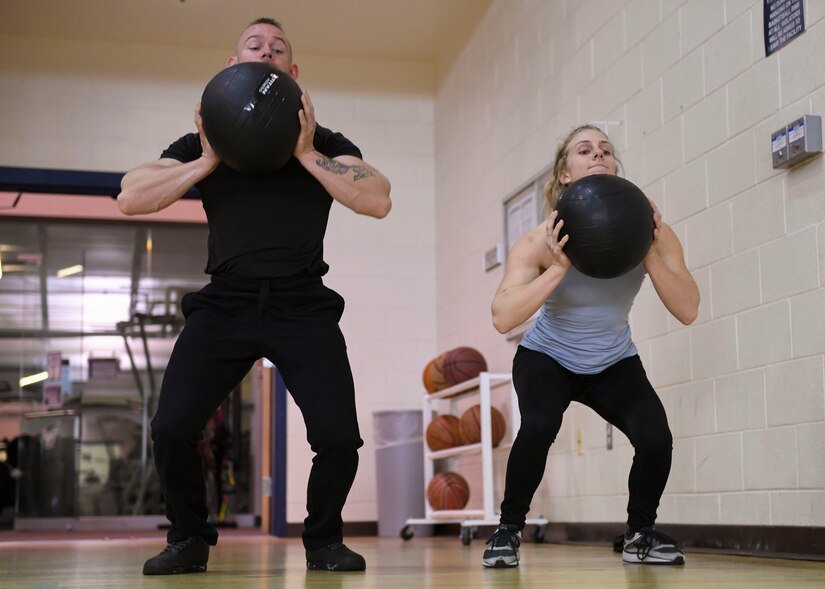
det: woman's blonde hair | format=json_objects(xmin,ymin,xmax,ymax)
[{"xmin": 543, "ymin": 124, "xmax": 622, "ymax": 211}]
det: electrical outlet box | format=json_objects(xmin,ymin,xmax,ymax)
[
  {"xmin": 771, "ymin": 127, "xmax": 789, "ymax": 168},
  {"xmin": 483, "ymin": 243, "xmax": 504, "ymax": 272},
  {"xmin": 772, "ymin": 115, "xmax": 822, "ymax": 169},
  {"xmin": 787, "ymin": 115, "xmax": 822, "ymax": 167}
]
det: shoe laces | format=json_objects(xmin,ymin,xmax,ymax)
[
  {"xmin": 161, "ymin": 538, "xmax": 196, "ymax": 554},
  {"xmin": 486, "ymin": 525, "xmax": 520, "ymax": 549},
  {"xmin": 629, "ymin": 528, "xmax": 680, "ymax": 560}
]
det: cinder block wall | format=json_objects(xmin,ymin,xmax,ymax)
[{"xmin": 435, "ymin": 0, "xmax": 825, "ymax": 527}]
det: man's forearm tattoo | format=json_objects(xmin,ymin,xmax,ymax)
[{"xmin": 316, "ymin": 156, "xmax": 375, "ymax": 181}]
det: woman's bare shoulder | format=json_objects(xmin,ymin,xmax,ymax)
[{"xmin": 511, "ymin": 221, "xmax": 553, "ymax": 269}]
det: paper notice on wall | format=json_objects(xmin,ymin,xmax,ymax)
[{"xmin": 506, "ymin": 188, "xmax": 537, "ymax": 252}]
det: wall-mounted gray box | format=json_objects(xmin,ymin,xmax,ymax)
[
  {"xmin": 771, "ymin": 127, "xmax": 789, "ymax": 168},
  {"xmin": 787, "ymin": 115, "xmax": 822, "ymax": 167},
  {"xmin": 772, "ymin": 115, "xmax": 822, "ymax": 169}
]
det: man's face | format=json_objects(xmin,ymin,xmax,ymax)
[{"xmin": 229, "ymin": 23, "xmax": 297, "ymax": 78}]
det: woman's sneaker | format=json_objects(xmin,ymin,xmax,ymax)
[
  {"xmin": 622, "ymin": 527, "xmax": 685, "ymax": 565},
  {"xmin": 482, "ymin": 524, "xmax": 522, "ymax": 568}
]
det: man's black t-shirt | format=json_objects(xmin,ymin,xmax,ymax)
[{"xmin": 161, "ymin": 125, "xmax": 362, "ymax": 279}]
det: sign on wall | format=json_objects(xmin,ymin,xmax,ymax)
[
  {"xmin": 764, "ymin": 0, "xmax": 805, "ymax": 56},
  {"xmin": 505, "ymin": 186, "xmax": 539, "ymax": 253}
]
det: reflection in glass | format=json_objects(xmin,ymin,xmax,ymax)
[
  {"xmin": 0, "ymin": 219, "xmax": 255, "ymax": 527},
  {"xmin": 17, "ymin": 409, "xmax": 79, "ymax": 517}
]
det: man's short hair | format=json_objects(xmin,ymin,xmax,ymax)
[
  {"xmin": 248, "ymin": 17, "xmax": 285, "ymax": 31},
  {"xmin": 239, "ymin": 17, "xmax": 292, "ymax": 59}
]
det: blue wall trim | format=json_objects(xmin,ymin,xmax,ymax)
[{"xmin": 0, "ymin": 166, "xmax": 200, "ymax": 198}]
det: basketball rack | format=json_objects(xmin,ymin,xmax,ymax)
[{"xmin": 401, "ymin": 372, "xmax": 548, "ymax": 545}]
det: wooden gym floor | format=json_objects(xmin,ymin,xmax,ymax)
[{"xmin": 1, "ymin": 529, "xmax": 824, "ymax": 588}]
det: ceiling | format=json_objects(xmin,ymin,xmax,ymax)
[{"xmin": 2, "ymin": 0, "xmax": 491, "ymax": 65}]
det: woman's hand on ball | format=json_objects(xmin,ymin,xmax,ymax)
[
  {"xmin": 647, "ymin": 199, "xmax": 662, "ymax": 256},
  {"xmin": 648, "ymin": 198, "xmax": 662, "ymax": 244},
  {"xmin": 547, "ymin": 210, "xmax": 572, "ymax": 270},
  {"xmin": 293, "ymin": 89, "xmax": 318, "ymax": 158}
]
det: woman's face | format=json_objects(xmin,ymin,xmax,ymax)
[{"xmin": 560, "ymin": 128, "xmax": 618, "ymax": 184}]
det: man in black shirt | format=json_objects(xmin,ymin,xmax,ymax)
[{"xmin": 118, "ymin": 17, "xmax": 391, "ymax": 575}]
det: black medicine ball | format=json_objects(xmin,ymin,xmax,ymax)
[
  {"xmin": 200, "ymin": 62, "xmax": 303, "ymax": 174},
  {"xmin": 555, "ymin": 174, "xmax": 654, "ymax": 279}
]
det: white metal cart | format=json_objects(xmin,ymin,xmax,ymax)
[{"xmin": 401, "ymin": 371, "xmax": 548, "ymax": 545}]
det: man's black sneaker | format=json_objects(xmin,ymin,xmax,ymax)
[
  {"xmin": 482, "ymin": 523, "xmax": 522, "ymax": 568},
  {"xmin": 142, "ymin": 536, "xmax": 209, "ymax": 575},
  {"xmin": 622, "ymin": 527, "xmax": 685, "ymax": 565},
  {"xmin": 306, "ymin": 542, "xmax": 366, "ymax": 571}
]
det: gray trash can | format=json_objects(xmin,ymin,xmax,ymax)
[{"xmin": 373, "ymin": 410, "xmax": 432, "ymax": 538}]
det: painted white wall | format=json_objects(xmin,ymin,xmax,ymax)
[
  {"xmin": 286, "ymin": 56, "xmax": 437, "ymax": 525},
  {"xmin": 0, "ymin": 33, "xmax": 437, "ymax": 526},
  {"xmin": 435, "ymin": 0, "xmax": 825, "ymax": 528}
]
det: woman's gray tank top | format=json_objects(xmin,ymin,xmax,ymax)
[{"xmin": 520, "ymin": 263, "xmax": 645, "ymax": 374}]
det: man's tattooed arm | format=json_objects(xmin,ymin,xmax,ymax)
[{"xmin": 316, "ymin": 156, "xmax": 375, "ymax": 181}]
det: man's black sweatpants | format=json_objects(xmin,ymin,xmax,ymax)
[{"xmin": 151, "ymin": 273, "xmax": 362, "ymax": 551}]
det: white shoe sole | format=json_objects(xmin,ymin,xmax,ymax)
[
  {"xmin": 482, "ymin": 557, "xmax": 519, "ymax": 568},
  {"xmin": 622, "ymin": 552, "xmax": 685, "ymax": 565}
]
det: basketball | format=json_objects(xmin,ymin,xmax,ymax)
[
  {"xmin": 441, "ymin": 346, "xmax": 487, "ymax": 387},
  {"xmin": 422, "ymin": 352, "xmax": 449, "ymax": 393},
  {"xmin": 554, "ymin": 174, "xmax": 654, "ymax": 279},
  {"xmin": 427, "ymin": 471, "xmax": 470, "ymax": 511},
  {"xmin": 425, "ymin": 414, "xmax": 464, "ymax": 451},
  {"xmin": 200, "ymin": 61, "xmax": 303, "ymax": 174},
  {"xmin": 459, "ymin": 404, "xmax": 506, "ymax": 446}
]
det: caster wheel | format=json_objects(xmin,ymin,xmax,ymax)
[
  {"xmin": 460, "ymin": 527, "xmax": 473, "ymax": 546},
  {"xmin": 400, "ymin": 525, "xmax": 415, "ymax": 541}
]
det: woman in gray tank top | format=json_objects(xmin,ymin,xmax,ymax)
[{"xmin": 482, "ymin": 125, "xmax": 699, "ymax": 569}]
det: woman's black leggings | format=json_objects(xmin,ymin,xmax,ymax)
[
  {"xmin": 151, "ymin": 274, "xmax": 362, "ymax": 551},
  {"xmin": 500, "ymin": 346, "xmax": 672, "ymax": 532}
]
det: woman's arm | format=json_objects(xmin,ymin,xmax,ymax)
[
  {"xmin": 292, "ymin": 91, "xmax": 391, "ymax": 219},
  {"xmin": 643, "ymin": 204, "xmax": 700, "ymax": 324},
  {"xmin": 491, "ymin": 215, "xmax": 570, "ymax": 334}
]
